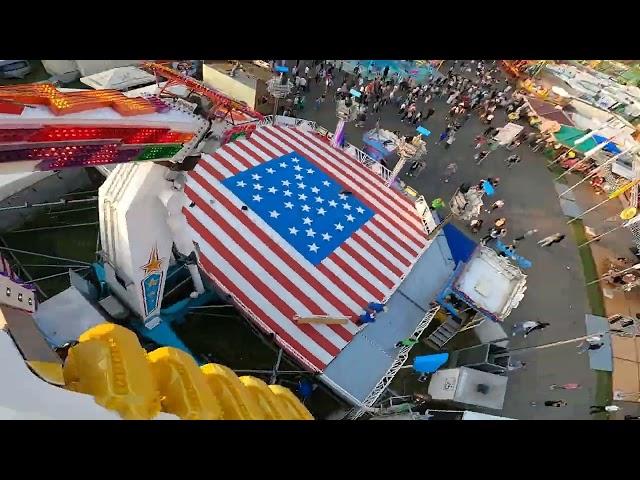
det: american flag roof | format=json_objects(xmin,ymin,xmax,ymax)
[{"xmin": 184, "ymin": 125, "xmax": 429, "ymax": 372}]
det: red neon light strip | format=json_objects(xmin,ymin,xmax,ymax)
[
  {"xmin": 0, "ymin": 84, "xmax": 159, "ymax": 116},
  {"xmin": 0, "ymin": 126, "xmax": 194, "ymax": 145}
]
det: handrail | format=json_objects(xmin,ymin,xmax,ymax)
[
  {"xmin": 345, "ymin": 304, "xmax": 441, "ymax": 419},
  {"xmin": 257, "ymin": 115, "xmax": 393, "ymax": 183}
]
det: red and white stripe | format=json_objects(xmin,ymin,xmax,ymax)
[{"xmin": 185, "ymin": 125, "xmax": 428, "ymax": 371}]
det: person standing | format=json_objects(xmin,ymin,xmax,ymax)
[
  {"xmin": 590, "ymin": 405, "xmax": 621, "ymax": 415},
  {"xmin": 537, "ymin": 233, "xmax": 566, "ymax": 248},
  {"xmin": 382, "ymin": 65, "xmax": 389, "ymax": 79},
  {"xmin": 511, "ymin": 320, "xmax": 551, "ymax": 338},
  {"xmin": 489, "ymin": 199, "xmax": 505, "ymax": 212}
]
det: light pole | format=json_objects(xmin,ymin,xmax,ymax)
[
  {"xmin": 332, "ymin": 93, "xmax": 358, "ymax": 149},
  {"xmin": 493, "ymin": 328, "xmax": 638, "ymax": 361},
  {"xmin": 267, "ymin": 67, "xmax": 293, "ymax": 127}
]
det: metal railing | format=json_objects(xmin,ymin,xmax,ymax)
[
  {"xmin": 257, "ymin": 115, "xmax": 393, "ymax": 183},
  {"xmin": 257, "ymin": 115, "xmax": 317, "ymax": 131},
  {"xmin": 345, "ymin": 304, "xmax": 441, "ymax": 420}
]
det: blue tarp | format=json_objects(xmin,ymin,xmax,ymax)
[
  {"xmin": 593, "ymin": 134, "xmax": 622, "ymax": 155},
  {"xmin": 413, "ymin": 353, "xmax": 449, "ymax": 373},
  {"xmin": 443, "ymin": 223, "xmax": 477, "ymax": 266}
]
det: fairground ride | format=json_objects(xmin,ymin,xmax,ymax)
[{"xmin": 0, "ymin": 64, "xmax": 479, "ymax": 419}]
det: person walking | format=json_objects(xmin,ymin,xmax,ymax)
[
  {"xmin": 590, "ymin": 404, "xmax": 621, "ymax": 414},
  {"xmin": 537, "ymin": 233, "xmax": 566, "ymax": 248},
  {"xmin": 394, "ymin": 336, "xmax": 419, "ymax": 348},
  {"xmin": 437, "ymin": 128, "xmax": 450, "ymax": 145},
  {"xmin": 425, "ymin": 107, "xmax": 436, "ymax": 121},
  {"xmin": 493, "ymin": 217, "xmax": 507, "ymax": 229},
  {"xmin": 511, "ymin": 320, "xmax": 551, "ymax": 338},
  {"xmin": 531, "ymin": 400, "xmax": 567, "ymax": 407},
  {"xmin": 407, "ymin": 160, "xmax": 426, "ymax": 178},
  {"xmin": 442, "ymin": 162, "xmax": 458, "ymax": 183},
  {"xmin": 469, "ymin": 218, "xmax": 484, "ymax": 234},
  {"xmin": 506, "ymin": 154, "xmax": 521, "ymax": 168},
  {"xmin": 488, "ymin": 199, "xmax": 505, "ymax": 212},
  {"xmin": 483, "ymin": 126, "xmax": 496, "ymax": 137},
  {"xmin": 480, "ymin": 227, "xmax": 502, "ymax": 245},
  {"xmin": 576, "ymin": 334, "xmax": 604, "ymax": 354},
  {"xmin": 513, "ymin": 229, "xmax": 538, "ymax": 242},
  {"xmin": 507, "ymin": 359, "xmax": 527, "ymax": 371},
  {"xmin": 475, "ymin": 150, "xmax": 490, "ymax": 165},
  {"xmin": 474, "ymin": 134, "xmax": 487, "ymax": 149},
  {"xmin": 444, "ymin": 131, "xmax": 456, "ymax": 149}
]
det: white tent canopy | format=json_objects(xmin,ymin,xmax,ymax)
[{"xmin": 80, "ymin": 66, "xmax": 156, "ymax": 91}]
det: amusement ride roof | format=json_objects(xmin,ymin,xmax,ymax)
[{"xmin": 184, "ymin": 125, "xmax": 429, "ymax": 372}]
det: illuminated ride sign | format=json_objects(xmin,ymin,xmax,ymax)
[
  {"xmin": 0, "ymin": 85, "xmax": 199, "ymax": 170},
  {"xmin": 0, "ymin": 83, "xmax": 165, "ymax": 116}
]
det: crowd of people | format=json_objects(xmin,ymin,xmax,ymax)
[{"xmin": 265, "ymin": 59, "xmax": 631, "ymax": 418}]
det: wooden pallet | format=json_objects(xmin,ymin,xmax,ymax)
[{"xmin": 294, "ymin": 315, "xmax": 351, "ymax": 325}]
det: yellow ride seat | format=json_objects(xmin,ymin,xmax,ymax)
[
  {"xmin": 147, "ymin": 347, "xmax": 222, "ymax": 420},
  {"xmin": 268, "ymin": 384, "xmax": 314, "ymax": 420},
  {"xmin": 200, "ymin": 363, "xmax": 266, "ymax": 420},
  {"xmin": 239, "ymin": 376, "xmax": 290, "ymax": 420},
  {"xmin": 63, "ymin": 323, "xmax": 161, "ymax": 420}
]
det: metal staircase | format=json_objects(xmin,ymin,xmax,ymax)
[
  {"xmin": 426, "ymin": 316, "xmax": 462, "ymax": 349},
  {"xmin": 426, "ymin": 313, "xmax": 485, "ymax": 350}
]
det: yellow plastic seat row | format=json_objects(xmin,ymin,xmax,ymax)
[{"xmin": 63, "ymin": 323, "xmax": 313, "ymax": 420}]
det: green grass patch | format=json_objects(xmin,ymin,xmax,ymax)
[
  {"xmin": 568, "ymin": 219, "xmax": 611, "ymax": 419},
  {"xmin": 569, "ymin": 219, "xmax": 606, "ymax": 317},
  {"xmin": 593, "ymin": 370, "xmax": 613, "ymax": 420}
]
